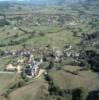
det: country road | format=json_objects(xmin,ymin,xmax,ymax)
[{"xmin": 0, "ymin": 71, "xmax": 14, "ymax": 74}]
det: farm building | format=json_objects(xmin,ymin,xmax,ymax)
[{"xmin": 5, "ymin": 64, "xmax": 22, "ymax": 73}]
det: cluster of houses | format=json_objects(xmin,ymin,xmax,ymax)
[
  {"xmin": 52, "ymin": 45, "xmax": 80, "ymax": 62},
  {"xmin": 3, "ymin": 44, "xmax": 80, "ymax": 77},
  {"xmin": 53, "ymin": 50, "xmax": 80, "ymax": 63},
  {"xmin": 25, "ymin": 57, "xmax": 43, "ymax": 77},
  {"xmin": 0, "ymin": 48, "xmax": 35, "ymax": 57},
  {"xmin": 4, "ymin": 52, "xmax": 43, "ymax": 77},
  {"xmin": 64, "ymin": 51, "xmax": 80, "ymax": 58},
  {"xmin": 26, "ymin": 13, "xmax": 78, "ymax": 26},
  {"xmin": 24, "ymin": 54, "xmax": 43, "ymax": 77}
]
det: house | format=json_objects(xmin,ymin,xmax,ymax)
[
  {"xmin": 54, "ymin": 50, "xmax": 63, "ymax": 62},
  {"xmin": 5, "ymin": 64, "xmax": 16, "ymax": 72},
  {"xmin": 4, "ymin": 50, "xmax": 12, "ymax": 56},
  {"xmin": 17, "ymin": 58, "xmax": 25, "ymax": 64},
  {"xmin": 12, "ymin": 51, "xmax": 16, "ymax": 56},
  {"xmin": 67, "ymin": 21, "xmax": 77, "ymax": 26},
  {"xmin": 64, "ymin": 45, "xmax": 72, "ymax": 51},
  {"xmin": 25, "ymin": 63, "xmax": 39, "ymax": 77},
  {"xmin": 66, "ymin": 52, "xmax": 72, "ymax": 57},
  {"xmin": 72, "ymin": 52, "xmax": 80, "ymax": 58},
  {"xmin": 13, "ymin": 27, "xmax": 18, "ymax": 30},
  {"xmin": 28, "ymin": 54, "xmax": 34, "ymax": 64},
  {"xmin": 5, "ymin": 64, "xmax": 22, "ymax": 73},
  {"xmin": 16, "ymin": 49, "xmax": 31, "ymax": 57},
  {"xmin": 25, "ymin": 58, "xmax": 43, "ymax": 77},
  {"xmin": 25, "ymin": 65, "xmax": 35, "ymax": 76},
  {"xmin": 54, "ymin": 50, "xmax": 63, "ymax": 57}
]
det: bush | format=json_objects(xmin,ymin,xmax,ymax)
[
  {"xmin": 71, "ymin": 87, "xmax": 89, "ymax": 100},
  {"xmin": 9, "ymin": 79, "xmax": 25, "ymax": 90},
  {"xmin": 47, "ymin": 60, "xmax": 54, "ymax": 70},
  {"xmin": 0, "ymin": 19, "xmax": 10, "ymax": 26},
  {"xmin": 21, "ymin": 71, "xmax": 27, "ymax": 79},
  {"xmin": 13, "ymin": 33, "xmax": 19, "ymax": 38}
]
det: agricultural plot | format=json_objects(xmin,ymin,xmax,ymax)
[
  {"xmin": 49, "ymin": 69, "xmax": 99, "ymax": 91},
  {"xmin": 8, "ymin": 75, "xmax": 48, "ymax": 100},
  {"xmin": 0, "ymin": 73, "xmax": 16, "ymax": 93}
]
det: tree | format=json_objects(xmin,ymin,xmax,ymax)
[
  {"xmin": 72, "ymin": 88, "xmax": 83, "ymax": 100},
  {"xmin": 47, "ymin": 59, "xmax": 54, "ymax": 70},
  {"xmin": 87, "ymin": 90, "xmax": 99, "ymax": 100},
  {"xmin": 21, "ymin": 71, "xmax": 27, "ymax": 79},
  {"xmin": 22, "ymin": 43, "xmax": 27, "ymax": 49},
  {"xmin": 72, "ymin": 31, "xmax": 77, "ymax": 37},
  {"xmin": 14, "ymin": 33, "xmax": 19, "ymax": 38}
]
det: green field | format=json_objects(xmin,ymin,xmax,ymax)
[
  {"xmin": 8, "ymin": 75, "xmax": 48, "ymax": 100},
  {"xmin": 0, "ymin": 73, "xmax": 17, "ymax": 93},
  {"xmin": 49, "ymin": 69, "xmax": 99, "ymax": 91}
]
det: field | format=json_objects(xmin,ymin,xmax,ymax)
[
  {"xmin": 8, "ymin": 75, "xmax": 48, "ymax": 100},
  {"xmin": 49, "ymin": 69, "xmax": 99, "ymax": 91},
  {"xmin": 0, "ymin": 73, "xmax": 17, "ymax": 93},
  {"xmin": 0, "ymin": 25, "xmax": 81, "ymax": 50}
]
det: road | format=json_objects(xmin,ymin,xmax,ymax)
[{"xmin": 0, "ymin": 71, "xmax": 14, "ymax": 74}]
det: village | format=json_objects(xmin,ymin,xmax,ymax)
[
  {"xmin": 0, "ymin": 1, "xmax": 99, "ymax": 100},
  {"xmin": 0, "ymin": 43, "xmax": 81, "ymax": 78},
  {"xmin": 0, "ymin": 5, "xmax": 84, "ymax": 80}
]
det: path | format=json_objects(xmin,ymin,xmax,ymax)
[
  {"xmin": 0, "ymin": 71, "xmax": 14, "ymax": 74},
  {"xmin": 35, "ymin": 69, "xmax": 45, "ymax": 79}
]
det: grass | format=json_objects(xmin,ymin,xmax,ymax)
[
  {"xmin": 8, "ymin": 75, "xmax": 48, "ymax": 100},
  {"xmin": 0, "ymin": 73, "xmax": 17, "ymax": 93},
  {"xmin": 0, "ymin": 96, "xmax": 6, "ymax": 100},
  {"xmin": 33, "ymin": 25, "xmax": 62, "ymax": 33},
  {"xmin": 49, "ymin": 69, "xmax": 99, "ymax": 91},
  {"xmin": 26, "ymin": 30, "xmax": 80, "ymax": 48},
  {"xmin": 0, "ymin": 56, "xmax": 12, "ymax": 71},
  {"xmin": 0, "ymin": 24, "xmax": 80, "ymax": 50}
]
